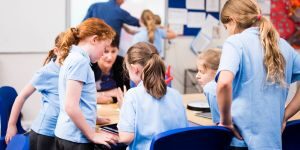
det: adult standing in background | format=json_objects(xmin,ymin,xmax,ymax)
[{"xmin": 83, "ymin": 0, "xmax": 140, "ymax": 41}]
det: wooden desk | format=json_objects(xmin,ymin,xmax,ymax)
[
  {"xmin": 182, "ymin": 94, "xmax": 213, "ymax": 125},
  {"xmin": 97, "ymin": 94, "xmax": 300, "ymax": 126},
  {"xmin": 97, "ymin": 94, "xmax": 213, "ymax": 126}
]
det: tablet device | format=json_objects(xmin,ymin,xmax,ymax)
[
  {"xmin": 100, "ymin": 123, "xmax": 118, "ymax": 134},
  {"xmin": 195, "ymin": 112, "xmax": 212, "ymax": 119}
]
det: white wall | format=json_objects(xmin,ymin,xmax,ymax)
[
  {"xmin": 0, "ymin": 53, "xmax": 46, "ymax": 129},
  {"xmin": 1, "ymin": 0, "xmax": 297, "ymax": 129}
]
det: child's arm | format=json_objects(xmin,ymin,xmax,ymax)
[
  {"xmin": 123, "ymin": 25, "xmax": 138, "ymax": 35},
  {"xmin": 118, "ymin": 132, "xmax": 134, "ymax": 144},
  {"xmin": 283, "ymin": 82, "xmax": 300, "ymax": 131},
  {"xmin": 65, "ymin": 80, "xmax": 117, "ymax": 147},
  {"xmin": 164, "ymin": 26, "xmax": 177, "ymax": 39},
  {"xmin": 5, "ymin": 84, "xmax": 36, "ymax": 143},
  {"xmin": 217, "ymin": 71, "xmax": 242, "ymax": 139}
]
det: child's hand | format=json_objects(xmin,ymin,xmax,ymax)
[
  {"xmin": 92, "ymin": 132, "xmax": 118, "ymax": 148},
  {"xmin": 218, "ymin": 123, "xmax": 243, "ymax": 140},
  {"xmin": 96, "ymin": 117, "xmax": 111, "ymax": 125},
  {"xmin": 5, "ymin": 125, "xmax": 17, "ymax": 144}
]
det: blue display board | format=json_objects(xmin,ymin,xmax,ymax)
[{"xmin": 168, "ymin": 0, "xmax": 220, "ymax": 36}]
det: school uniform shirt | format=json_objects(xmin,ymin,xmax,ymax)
[
  {"xmin": 203, "ymin": 81, "xmax": 220, "ymax": 124},
  {"xmin": 132, "ymin": 27, "xmax": 167, "ymax": 57},
  {"xmin": 117, "ymin": 82, "xmax": 188, "ymax": 150},
  {"xmin": 30, "ymin": 60, "xmax": 60, "ymax": 137},
  {"xmin": 216, "ymin": 27, "xmax": 300, "ymax": 149},
  {"xmin": 83, "ymin": 0, "xmax": 139, "ymax": 39},
  {"xmin": 55, "ymin": 45, "xmax": 97, "ymax": 143}
]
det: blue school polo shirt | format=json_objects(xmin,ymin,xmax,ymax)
[
  {"xmin": 132, "ymin": 27, "xmax": 167, "ymax": 57},
  {"xmin": 118, "ymin": 82, "xmax": 188, "ymax": 150},
  {"xmin": 30, "ymin": 60, "xmax": 60, "ymax": 137},
  {"xmin": 216, "ymin": 27, "xmax": 300, "ymax": 149},
  {"xmin": 203, "ymin": 81, "xmax": 220, "ymax": 124},
  {"xmin": 55, "ymin": 45, "xmax": 97, "ymax": 143}
]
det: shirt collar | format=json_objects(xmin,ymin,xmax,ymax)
[
  {"xmin": 71, "ymin": 45, "xmax": 91, "ymax": 63},
  {"xmin": 137, "ymin": 81, "xmax": 143, "ymax": 87},
  {"xmin": 242, "ymin": 27, "xmax": 259, "ymax": 35}
]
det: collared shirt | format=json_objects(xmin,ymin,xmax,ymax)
[
  {"xmin": 118, "ymin": 82, "xmax": 188, "ymax": 150},
  {"xmin": 203, "ymin": 80, "xmax": 220, "ymax": 124},
  {"xmin": 55, "ymin": 45, "xmax": 97, "ymax": 143},
  {"xmin": 132, "ymin": 27, "xmax": 167, "ymax": 57},
  {"xmin": 83, "ymin": 0, "xmax": 139, "ymax": 38},
  {"xmin": 31, "ymin": 60, "xmax": 60, "ymax": 137},
  {"xmin": 216, "ymin": 27, "xmax": 300, "ymax": 149}
]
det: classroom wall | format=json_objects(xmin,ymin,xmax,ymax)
[
  {"xmin": 0, "ymin": 53, "xmax": 45, "ymax": 129},
  {"xmin": 0, "ymin": 0, "xmax": 297, "ymax": 129}
]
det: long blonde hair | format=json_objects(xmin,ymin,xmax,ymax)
[
  {"xmin": 141, "ymin": 10, "xmax": 156, "ymax": 44},
  {"xmin": 221, "ymin": 0, "xmax": 286, "ymax": 86},
  {"xmin": 58, "ymin": 18, "xmax": 116, "ymax": 64},
  {"xmin": 125, "ymin": 42, "xmax": 166, "ymax": 99},
  {"xmin": 43, "ymin": 32, "xmax": 65, "ymax": 66}
]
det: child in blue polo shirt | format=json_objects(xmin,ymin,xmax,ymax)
[
  {"xmin": 5, "ymin": 32, "xmax": 64, "ymax": 150},
  {"xmin": 54, "ymin": 18, "xmax": 118, "ymax": 150},
  {"xmin": 118, "ymin": 42, "xmax": 188, "ymax": 150},
  {"xmin": 196, "ymin": 49, "xmax": 221, "ymax": 124},
  {"xmin": 216, "ymin": 0, "xmax": 300, "ymax": 149}
]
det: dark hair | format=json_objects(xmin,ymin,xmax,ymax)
[
  {"xmin": 125, "ymin": 42, "xmax": 166, "ymax": 99},
  {"xmin": 110, "ymin": 35, "xmax": 120, "ymax": 48},
  {"xmin": 58, "ymin": 18, "xmax": 116, "ymax": 64},
  {"xmin": 43, "ymin": 32, "xmax": 65, "ymax": 66}
]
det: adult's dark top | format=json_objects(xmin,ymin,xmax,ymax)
[
  {"xmin": 83, "ymin": 0, "xmax": 139, "ymax": 39},
  {"xmin": 91, "ymin": 55, "xmax": 130, "ymax": 92}
]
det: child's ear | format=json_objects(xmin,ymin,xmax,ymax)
[
  {"xmin": 130, "ymin": 64, "xmax": 140, "ymax": 75},
  {"xmin": 91, "ymin": 35, "xmax": 98, "ymax": 44},
  {"xmin": 53, "ymin": 47, "xmax": 59, "ymax": 55}
]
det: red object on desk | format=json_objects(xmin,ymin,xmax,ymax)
[{"xmin": 165, "ymin": 65, "xmax": 173, "ymax": 86}]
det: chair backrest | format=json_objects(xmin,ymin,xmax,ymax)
[
  {"xmin": 150, "ymin": 126, "xmax": 233, "ymax": 150},
  {"xmin": 6, "ymin": 134, "xmax": 29, "ymax": 150},
  {"xmin": 0, "ymin": 86, "xmax": 25, "ymax": 136},
  {"xmin": 282, "ymin": 119, "xmax": 300, "ymax": 150}
]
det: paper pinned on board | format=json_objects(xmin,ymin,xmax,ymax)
[
  {"xmin": 186, "ymin": 0, "xmax": 205, "ymax": 10},
  {"xmin": 201, "ymin": 14, "xmax": 219, "ymax": 38},
  {"xmin": 191, "ymin": 33, "xmax": 211, "ymax": 54},
  {"xmin": 206, "ymin": 0, "xmax": 219, "ymax": 12},
  {"xmin": 191, "ymin": 14, "xmax": 220, "ymax": 53},
  {"xmin": 169, "ymin": 24, "xmax": 184, "ymax": 35},
  {"xmin": 168, "ymin": 8, "xmax": 188, "ymax": 24},
  {"xmin": 187, "ymin": 12, "xmax": 206, "ymax": 28}
]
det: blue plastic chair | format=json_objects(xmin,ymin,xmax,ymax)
[
  {"xmin": 282, "ymin": 119, "xmax": 300, "ymax": 150},
  {"xmin": 150, "ymin": 126, "xmax": 233, "ymax": 150},
  {"xmin": 6, "ymin": 134, "xmax": 29, "ymax": 150},
  {"xmin": 0, "ymin": 86, "xmax": 26, "ymax": 149}
]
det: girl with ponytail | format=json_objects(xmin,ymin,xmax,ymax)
[
  {"xmin": 117, "ymin": 42, "xmax": 188, "ymax": 149},
  {"xmin": 216, "ymin": 0, "xmax": 300, "ymax": 149},
  {"xmin": 132, "ymin": 9, "xmax": 177, "ymax": 57},
  {"xmin": 5, "ymin": 32, "xmax": 65, "ymax": 150},
  {"xmin": 54, "ymin": 18, "xmax": 118, "ymax": 149}
]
